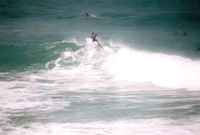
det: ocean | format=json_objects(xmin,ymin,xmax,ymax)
[{"xmin": 1, "ymin": 0, "xmax": 200, "ymax": 134}]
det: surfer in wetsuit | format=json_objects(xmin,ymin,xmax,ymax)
[
  {"xmin": 91, "ymin": 33, "xmax": 99, "ymax": 45},
  {"xmin": 93, "ymin": 34, "xmax": 99, "ymax": 45},
  {"xmin": 174, "ymin": 31, "xmax": 178, "ymax": 35},
  {"xmin": 183, "ymin": 31, "xmax": 186, "ymax": 35},
  {"xmin": 85, "ymin": 12, "xmax": 92, "ymax": 17}
]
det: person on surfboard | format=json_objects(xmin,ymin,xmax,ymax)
[{"xmin": 91, "ymin": 32, "xmax": 100, "ymax": 45}]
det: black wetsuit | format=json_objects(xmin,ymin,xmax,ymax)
[
  {"xmin": 92, "ymin": 35, "xmax": 98, "ymax": 44},
  {"xmin": 85, "ymin": 13, "xmax": 88, "ymax": 16}
]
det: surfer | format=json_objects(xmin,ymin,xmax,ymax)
[
  {"xmin": 85, "ymin": 12, "xmax": 90, "ymax": 17},
  {"xmin": 91, "ymin": 32, "xmax": 100, "ymax": 45},
  {"xmin": 183, "ymin": 31, "xmax": 186, "ymax": 35},
  {"xmin": 174, "ymin": 31, "xmax": 178, "ymax": 35},
  {"xmin": 93, "ymin": 34, "xmax": 99, "ymax": 45}
]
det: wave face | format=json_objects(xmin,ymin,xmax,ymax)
[
  {"xmin": 0, "ymin": 42, "xmax": 79, "ymax": 71},
  {"xmin": 1, "ymin": 0, "xmax": 200, "ymax": 134}
]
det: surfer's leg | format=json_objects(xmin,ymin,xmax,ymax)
[
  {"xmin": 92, "ymin": 38, "xmax": 95, "ymax": 42},
  {"xmin": 96, "ymin": 40, "xmax": 99, "ymax": 45}
]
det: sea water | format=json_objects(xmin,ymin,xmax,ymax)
[{"xmin": 0, "ymin": 0, "xmax": 200, "ymax": 134}]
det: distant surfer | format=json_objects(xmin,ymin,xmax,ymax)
[
  {"xmin": 85, "ymin": 12, "xmax": 90, "ymax": 17},
  {"xmin": 91, "ymin": 32, "xmax": 100, "ymax": 45},
  {"xmin": 183, "ymin": 31, "xmax": 186, "ymax": 35},
  {"xmin": 174, "ymin": 31, "xmax": 178, "ymax": 35}
]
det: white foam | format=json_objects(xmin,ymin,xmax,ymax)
[
  {"xmin": 90, "ymin": 14, "xmax": 97, "ymax": 18},
  {"xmin": 6, "ymin": 118, "xmax": 200, "ymax": 135},
  {"xmin": 54, "ymin": 38, "xmax": 84, "ymax": 46},
  {"xmin": 102, "ymin": 45, "xmax": 200, "ymax": 90}
]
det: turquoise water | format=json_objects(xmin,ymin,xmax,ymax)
[{"xmin": 1, "ymin": 0, "xmax": 200, "ymax": 134}]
